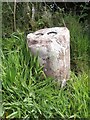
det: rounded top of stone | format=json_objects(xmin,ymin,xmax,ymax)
[{"xmin": 27, "ymin": 27, "xmax": 69, "ymax": 39}]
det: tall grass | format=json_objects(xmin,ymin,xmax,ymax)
[
  {"xmin": 1, "ymin": 32, "xmax": 89, "ymax": 119},
  {"xmin": 63, "ymin": 13, "xmax": 89, "ymax": 73}
]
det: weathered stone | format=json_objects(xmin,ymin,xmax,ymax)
[{"xmin": 27, "ymin": 27, "xmax": 70, "ymax": 87}]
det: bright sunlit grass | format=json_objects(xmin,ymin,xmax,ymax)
[{"xmin": 1, "ymin": 32, "xmax": 89, "ymax": 119}]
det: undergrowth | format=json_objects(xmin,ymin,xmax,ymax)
[{"xmin": 1, "ymin": 32, "xmax": 89, "ymax": 119}]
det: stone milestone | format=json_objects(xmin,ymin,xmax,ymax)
[{"xmin": 27, "ymin": 27, "xmax": 70, "ymax": 87}]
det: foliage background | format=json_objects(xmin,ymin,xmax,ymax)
[
  {"xmin": 2, "ymin": 2, "xmax": 90, "ymax": 73},
  {"xmin": 1, "ymin": 2, "xmax": 90, "ymax": 119}
]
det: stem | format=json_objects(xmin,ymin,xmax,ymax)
[
  {"xmin": 14, "ymin": 0, "xmax": 16, "ymax": 31},
  {"xmin": 32, "ymin": 3, "xmax": 35, "ymax": 21}
]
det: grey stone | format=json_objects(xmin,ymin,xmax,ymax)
[{"xmin": 27, "ymin": 27, "xmax": 70, "ymax": 87}]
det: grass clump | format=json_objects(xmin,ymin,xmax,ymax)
[{"xmin": 1, "ymin": 32, "xmax": 89, "ymax": 119}]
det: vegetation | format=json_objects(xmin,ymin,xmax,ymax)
[{"xmin": 1, "ymin": 2, "xmax": 89, "ymax": 119}]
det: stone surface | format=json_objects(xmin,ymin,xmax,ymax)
[{"xmin": 27, "ymin": 27, "xmax": 70, "ymax": 87}]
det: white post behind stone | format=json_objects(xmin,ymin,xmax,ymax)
[{"xmin": 27, "ymin": 27, "xmax": 70, "ymax": 87}]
